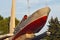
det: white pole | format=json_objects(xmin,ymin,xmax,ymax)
[{"xmin": 10, "ymin": 0, "xmax": 15, "ymax": 34}]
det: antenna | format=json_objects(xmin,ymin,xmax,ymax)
[{"xmin": 27, "ymin": 0, "xmax": 30, "ymax": 16}]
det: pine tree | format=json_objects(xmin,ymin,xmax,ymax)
[{"xmin": 43, "ymin": 17, "xmax": 60, "ymax": 40}]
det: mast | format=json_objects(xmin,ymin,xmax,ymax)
[
  {"xmin": 27, "ymin": 0, "xmax": 30, "ymax": 16},
  {"xmin": 10, "ymin": 0, "xmax": 15, "ymax": 34}
]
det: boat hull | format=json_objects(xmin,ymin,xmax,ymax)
[{"xmin": 12, "ymin": 7, "xmax": 51, "ymax": 40}]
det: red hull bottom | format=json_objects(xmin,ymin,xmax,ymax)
[{"xmin": 12, "ymin": 16, "xmax": 47, "ymax": 40}]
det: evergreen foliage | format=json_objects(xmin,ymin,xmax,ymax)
[{"xmin": 43, "ymin": 17, "xmax": 60, "ymax": 40}]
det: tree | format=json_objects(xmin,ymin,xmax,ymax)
[
  {"xmin": 0, "ymin": 19, "xmax": 9, "ymax": 35},
  {"xmin": 0, "ymin": 15, "xmax": 3, "ymax": 21},
  {"xmin": 0, "ymin": 16, "xmax": 19, "ymax": 35},
  {"xmin": 15, "ymin": 18, "xmax": 19, "ymax": 26},
  {"xmin": 43, "ymin": 17, "xmax": 60, "ymax": 40}
]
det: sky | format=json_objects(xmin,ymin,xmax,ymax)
[{"xmin": 0, "ymin": 0, "xmax": 60, "ymax": 35}]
